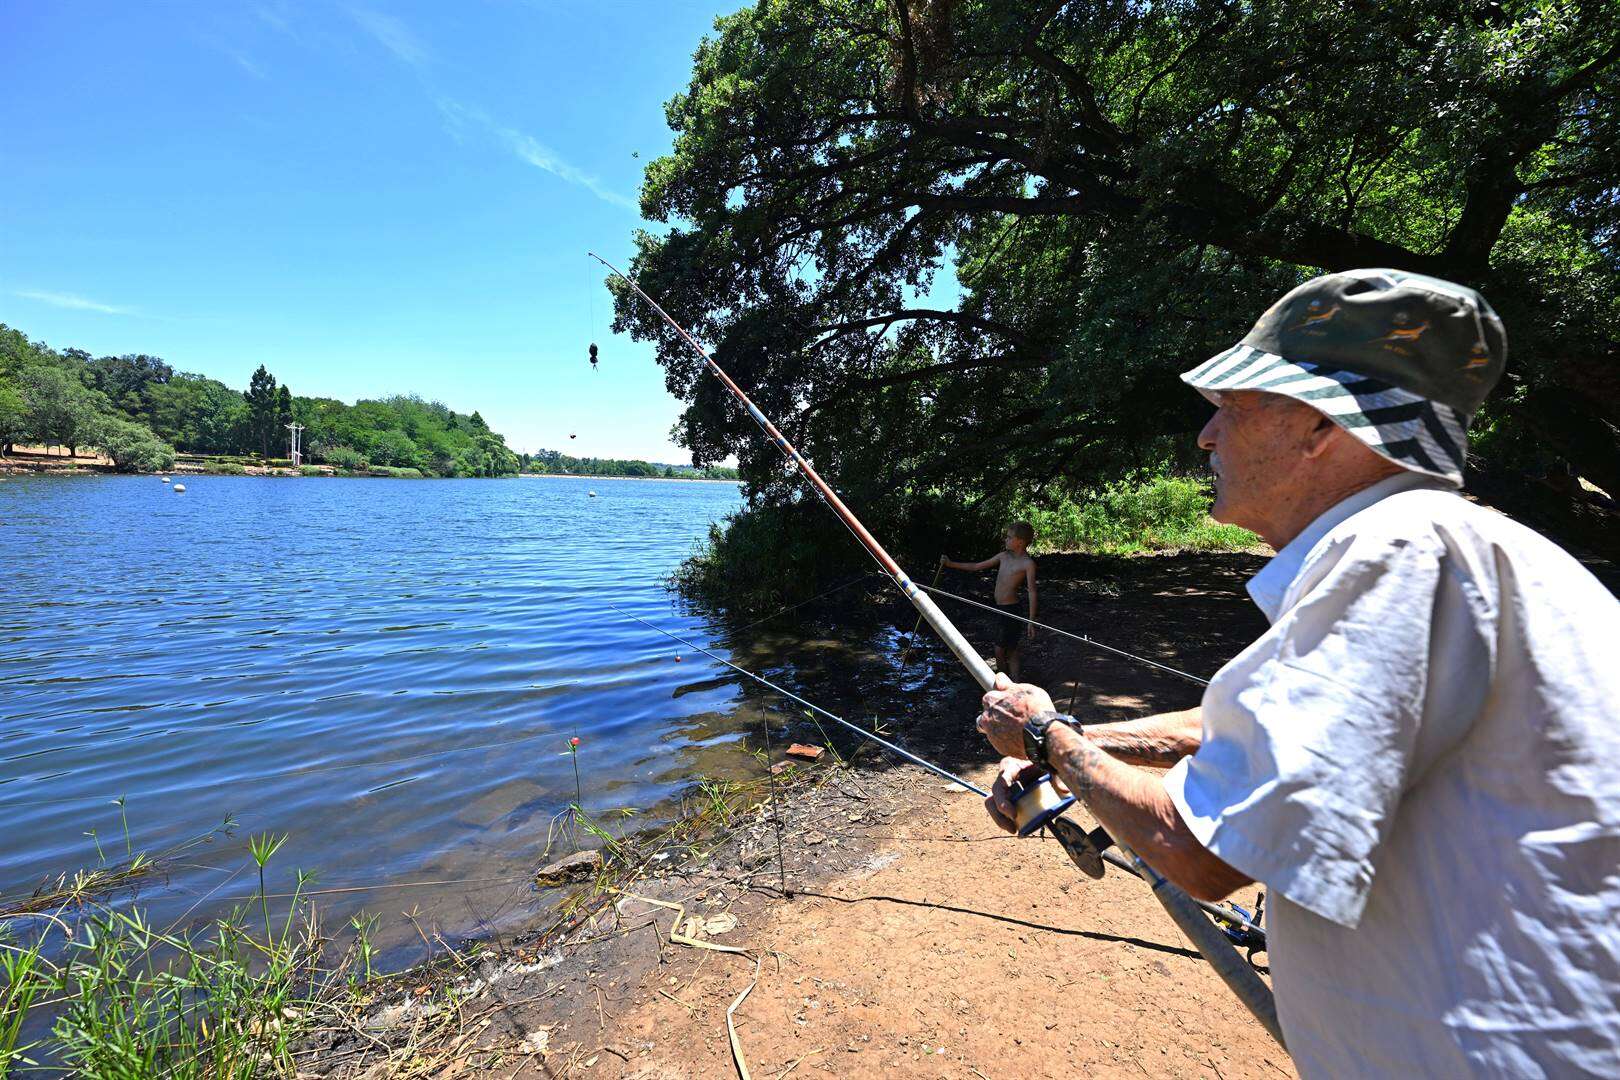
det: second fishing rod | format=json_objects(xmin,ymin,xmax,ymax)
[{"xmin": 588, "ymin": 250, "xmax": 1284, "ymax": 1047}]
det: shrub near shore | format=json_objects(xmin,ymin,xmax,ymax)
[
  {"xmin": 671, "ymin": 472, "xmax": 1258, "ymax": 613},
  {"xmin": 1011, "ymin": 475, "xmax": 1258, "ymax": 556}
]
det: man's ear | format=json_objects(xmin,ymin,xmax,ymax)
[{"xmin": 1300, "ymin": 412, "xmax": 1340, "ymax": 461}]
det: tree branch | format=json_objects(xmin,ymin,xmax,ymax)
[
  {"xmin": 802, "ymin": 351, "xmax": 1045, "ymax": 419},
  {"xmin": 808, "ymin": 307, "xmax": 1030, "ymax": 348}
]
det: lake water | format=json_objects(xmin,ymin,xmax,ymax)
[{"xmin": 0, "ymin": 473, "xmax": 867, "ymax": 954}]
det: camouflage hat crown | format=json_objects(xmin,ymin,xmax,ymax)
[
  {"xmin": 1181, "ymin": 269, "xmax": 1508, "ymax": 486},
  {"xmin": 1245, "ymin": 269, "xmax": 1506, "ymax": 415}
]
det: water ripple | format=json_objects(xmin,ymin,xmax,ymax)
[{"xmin": 0, "ymin": 474, "xmax": 749, "ymax": 944}]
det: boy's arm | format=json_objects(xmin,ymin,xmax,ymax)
[{"xmin": 941, "ymin": 553, "xmax": 1002, "ymax": 572}]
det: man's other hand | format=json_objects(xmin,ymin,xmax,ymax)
[
  {"xmin": 985, "ymin": 756, "xmax": 1043, "ymax": 833},
  {"xmin": 977, "ymin": 672, "xmax": 1057, "ymax": 758}
]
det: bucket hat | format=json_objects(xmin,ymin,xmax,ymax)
[{"xmin": 1180, "ymin": 268, "xmax": 1507, "ymax": 486}]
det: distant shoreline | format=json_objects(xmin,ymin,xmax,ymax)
[
  {"xmin": 0, "ymin": 449, "xmax": 740, "ymax": 484},
  {"xmin": 519, "ymin": 472, "xmax": 739, "ymax": 484}
]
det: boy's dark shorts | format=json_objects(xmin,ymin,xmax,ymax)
[{"xmin": 995, "ymin": 603, "xmax": 1024, "ymax": 650}]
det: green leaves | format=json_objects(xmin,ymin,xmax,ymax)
[
  {"xmin": 0, "ymin": 325, "xmax": 524, "ymax": 478},
  {"xmin": 243, "ymin": 364, "xmax": 279, "ymax": 459},
  {"xmin": 94, "ymin": 416, "xmax": 176, "ymax": 473},
  {"xmin": 619, "ymin": 0, "xmax": 1620, "ymax": 539}
]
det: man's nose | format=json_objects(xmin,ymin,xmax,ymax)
[{"xmin": 1196, "ymin": 409, "xmax": 1221, "ymax": 452}]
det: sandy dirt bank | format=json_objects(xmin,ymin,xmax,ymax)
[{"xmin": 304, "ymin": 553, "xmax": 1296, "ymax": 1079}]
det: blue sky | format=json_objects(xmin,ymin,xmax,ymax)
[{"xmin": 0, "ymin": 1, "xmax": 735, "ymax": 462}]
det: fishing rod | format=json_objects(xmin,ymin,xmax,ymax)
[{"xmin": 589, "ymin": 251, "xmax": 1285, "ymax": 1046}]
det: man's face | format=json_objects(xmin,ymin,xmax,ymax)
[{"xmin": 1196, "ymin": 390, "xmax": 1321, "ymax": 536}]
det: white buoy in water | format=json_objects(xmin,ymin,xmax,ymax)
[
  {"xmin": 588, "ymin": 491, "xmax": 597, "ymax": 497},
  {"xmin": 161, "ymin": 476, "xmax": 171, "ymax": 483},
  {"xmin": 172, "ymin": 483, "xmax": 186, "ymax": 493}
]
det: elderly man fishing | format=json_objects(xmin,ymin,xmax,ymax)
[{"xmin": 976, "ymin": 269, "xmax": 1620, "ymax": 1076}]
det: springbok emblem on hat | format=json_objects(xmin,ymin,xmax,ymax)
[
  {"xmin": 1378, "ymin": 312, "xmax": 1431, "ymax": 355},
  {"xmin": 1291, "ymin": 299, "xmax": 1341, "ymax": 332}
]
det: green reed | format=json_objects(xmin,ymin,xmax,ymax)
[{"xmin": 0, "ymin": 819, "xmax": 385, "ymax": 1079}]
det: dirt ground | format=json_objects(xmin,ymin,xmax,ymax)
[
  {"xmin": 306, "ymin": 552, "xmax": 1298, "ymax": 1079},
  {"xmin": 0, "ymin": 445, "xmax": 113, "ymax": 472},
  {"xmin": 587, "ymin": 768, "xmax": 1288, "ymax": 1080}
]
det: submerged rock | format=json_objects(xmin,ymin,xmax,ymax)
[{"xmin": 535, "ymin": 848, "xmax": 603, "ymax": 886}]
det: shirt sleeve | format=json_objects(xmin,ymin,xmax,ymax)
[{"xmin": 1164, "ymin": 533, "xmax": 1443, "ymax": 928}]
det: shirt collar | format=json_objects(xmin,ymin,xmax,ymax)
[{"xmin": 1246, "ymin": 471, "xmax": 1448, "ymax": 622}]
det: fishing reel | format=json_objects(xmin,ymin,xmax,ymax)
[
  {"xmin": 1215, "ymin": 892, "xmax": 1267, "ymax": 963},
  {"xmin": 1007, "ymin": 773, "xmax": 1105, "ymax": 880}
]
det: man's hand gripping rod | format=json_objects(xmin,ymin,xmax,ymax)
[{"xmin": 588, "ymin": 251, "xmax": 1285, "ymax": 1046}]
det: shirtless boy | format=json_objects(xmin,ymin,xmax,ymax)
[{"xmin": 941, "ymin": 521, "xmax": 1037, "ymax": 680}]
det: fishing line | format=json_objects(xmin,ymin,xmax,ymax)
[
  {"xmin": 611, "ymin": 604, "xmax": 989, "ymax": 795},
  {"xmin": 919, "ymin": 582, "xmax": 1212, "ymax": 688},
  {"xmin": 727, "ymin": 572, "xmax": 879, "ymax": 637},
  {"xmin": 609, "ymin": 604, "xmax": 1266, "ymax": 941},
  {"xmin": 758, "ymin": 692, "xmax": 790, "ymax": 898},
  {"xmin": 898, "ymin": 561, "xmax": 945, "ymax": 670},
  {"xmin": 590, "ymin": 253, "xmax": 1282, "ymax": 1043},
  {"xmin": 588, "ymin": 256, "xmax": 599, "ymax": 374}
]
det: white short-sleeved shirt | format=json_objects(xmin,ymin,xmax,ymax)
[{"xmin": 1164, "ymin": 471, "xmax": 1620, "ymax": 1077}]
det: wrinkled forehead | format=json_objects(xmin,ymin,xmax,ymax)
[
  {"xmin": 1202, "ymin": 387, "xmax": 1325, "ymax": 425},
  {"xmin": 1204, "ymin": 387, "xmax": 1301, "ymax": 410}
]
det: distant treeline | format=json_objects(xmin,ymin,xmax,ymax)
[
  {"xmin": 0, "ymin": 324, "xmax": 520, "ymax": 477},
  {"xmin": 521, "ymin": 448, "xmax": 738, "ymax": 480}
]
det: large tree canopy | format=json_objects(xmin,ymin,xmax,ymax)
[{"xmin": 620, "ymin": 0, "xmax": 1620, "ymax": 515}]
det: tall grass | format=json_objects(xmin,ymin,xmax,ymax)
[
  {"xmin": 0, "ymin": 838, "xmax": 374, "ymax": 1078},
  {"xmin": 1, "ymin": 757, "xmax": 842, "ymax": 1077}
]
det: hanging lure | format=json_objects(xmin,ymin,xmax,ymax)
[{"xmin": 589, "ymin": 342, "xmax": 599, "ymax": 371}]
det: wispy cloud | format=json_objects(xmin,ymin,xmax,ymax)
[
  {"xmin": 199, "ymin": 35, "xmax": 269, "ymax": 80},
  {"xmin": 437, "ymin": 100, "xmax": 638, "ymax": 212},
  {"xmin": 500, "ymin": 129, "xmax": 639, "ymax": 211},
  {"xmin": 349, "ymin": 7, "xmax": 429, "ymax": 67},
  {"xmin": 14, "ymin": 289, "xmax": 142, "ymax": 316},
  {"xmin": 225, "ymin": 48, "xmax": 268, "ymax": 79},
  {"xmin": 254, "ymin": 2, "xmax": 291, "ymax": 34}
]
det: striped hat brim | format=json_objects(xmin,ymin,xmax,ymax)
[{"xmin": 1181, "ymin": 344, "xmax": 1470, "ymax": 486}]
